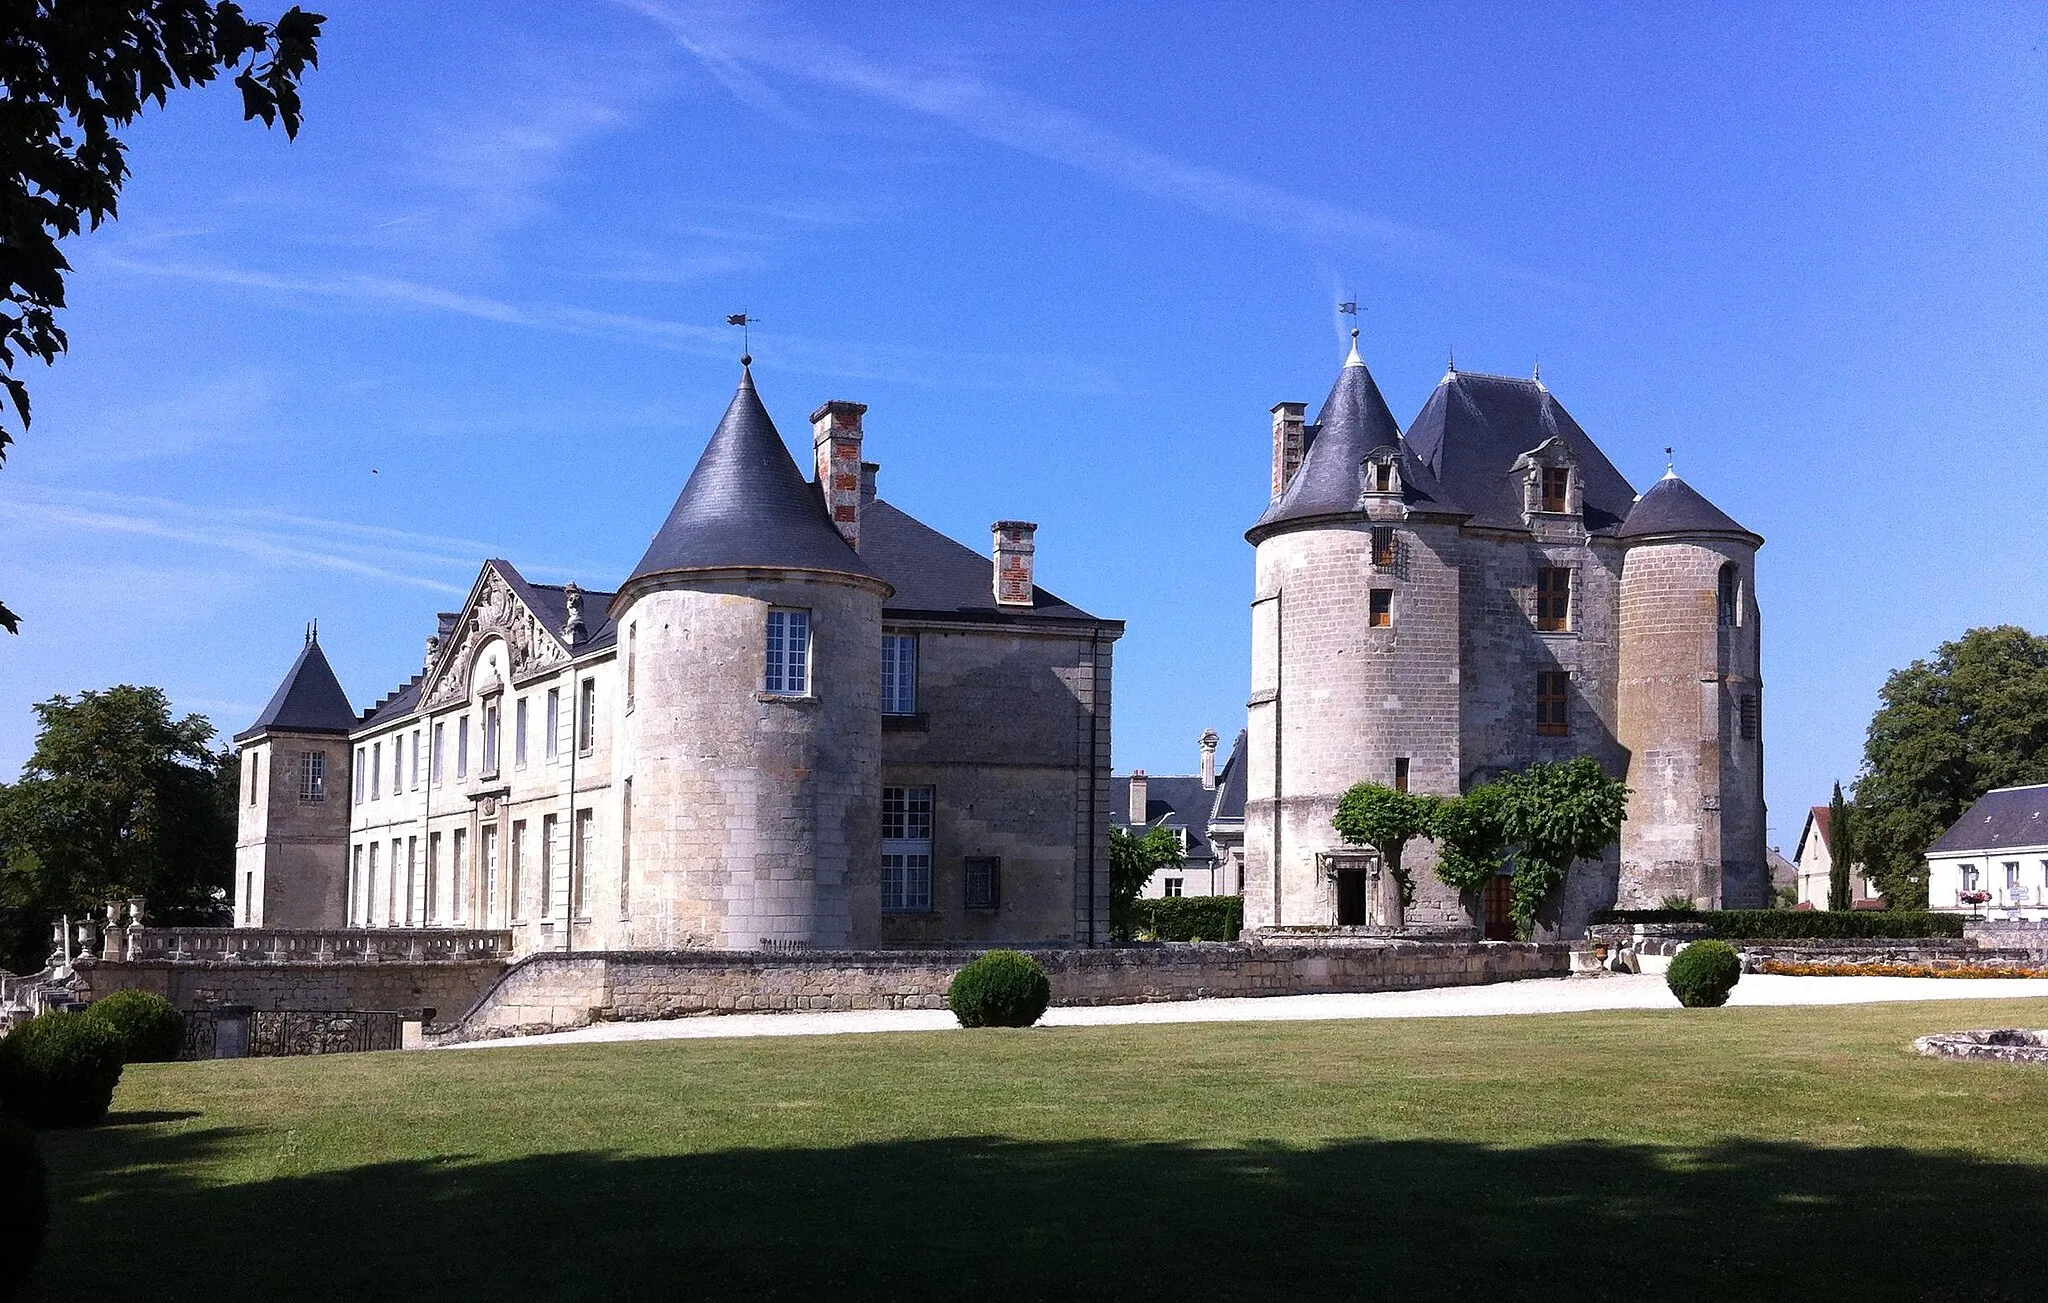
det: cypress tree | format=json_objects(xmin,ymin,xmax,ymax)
[{"xmin": 1827, "ymin": 782, "xmax": 1854, "ymax": 912}]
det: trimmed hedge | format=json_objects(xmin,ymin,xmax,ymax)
[
  {"xmin": 947, "ymin": 950, "xmax": 1053, "ymax": 1028},
  {"xmin": 0, "ymin": 1010, "xmax": 126, "ymax": 1128},
  {"xmin": 1129, "ymin": 896, "xmax": 1243, "ymax": 942},
  {"xmin": 1667, "ymin": 940, "xmax": 1743, "ymax": 1008},
  {"xmin": 89, "ymin": 989, "xmax": 186, "ymax": 1063},
  {"xmin": 1591, "ymin": 909, "xmax": 1965, "ymax": 940},
  {"xmin": 0, "ymin": 1115, "xmax": 47, "ymax": 1298}
]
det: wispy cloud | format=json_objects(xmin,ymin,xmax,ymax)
[{"xmin": 41, "ymin": 371, "xmax": 276, "ymax": 467}]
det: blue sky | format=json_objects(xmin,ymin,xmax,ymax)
[{"xmin": 2, "ymin": 2, "xmax": 2045, "ymax": 852}]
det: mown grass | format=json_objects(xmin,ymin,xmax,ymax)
[{"xmin": 29, "ymin": 998, "xmax": 2048, "ymax": 1300}]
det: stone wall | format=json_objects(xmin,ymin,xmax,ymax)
[
  {"xmin": 432, "ymin": 940, "xmax": 1568, "ymax": 1042},
  {"xmin": 1966, "ymin": 920, "xmax": 2048, "ymax": 957},
  {"xmin": 75, "ymin": 958, "xmax": 508, "ymax": 1020}
]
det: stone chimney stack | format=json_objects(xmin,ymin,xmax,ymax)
[
  {"xmin": 811, "ymin": 400, "xmax": 868, "ymax": 550},
  {"xmin": 860, "ymin": 461, "xmax": 879, "ymax": 504},
  {"xmin": 1271, "ymin": 401, "xmax": 1308, "ymax": 497},
  {"xmin": 1128, "ymin": 770, "xmax": 1149, "ymax": 825},
  {"xmin": 992, "ymin": 520, "xmax": 1037, "ymax": 607},
  {"xmin": 1199, "ymin": 729, "xmax": 1220, "ymax": 790}
]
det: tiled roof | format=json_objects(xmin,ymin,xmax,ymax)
[
  {"xmin": 1617, "ymin": 472, "xmax": 1759, "ymax": 542},
  {"xmin": 1929, "ymin": 784, "xmax": 2048, "ymax": 855},
  {"xmin": 235, "ymin": 638, "xmax": 356, "ymax": 742}
]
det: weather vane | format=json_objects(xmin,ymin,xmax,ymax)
[{"xmin": 727, "ymin": 312, "xmax": 758, "ymax": 365}]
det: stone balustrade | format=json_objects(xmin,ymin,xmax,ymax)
[{"xmin": 118, "ymin": 927, "xmax": 513, "ymax": 965}]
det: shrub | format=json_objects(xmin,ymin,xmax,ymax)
[
  {"xmin": 0, "ymin": 1115, "xmax": 47, "ymax": 1298},
  {"xmin": 1667, "ymin": 940, "xmax": 1743, "ymax": 1008},
  {"xmin": 89, "ymin": 989, "xmax": 186, "ymax": 1063},
  {"xmin": 0, "ymin": 1010, "xmax": 126, "ymax": 1128},
  {"xmin": 1128, "ymin": 896, "xmax": 1243, "ymax": 942},
  {"xmin": 1591, "ymin": 909, "xmax": 1964, "ymax": 940},
  {"xmin": 947, "ymin": 950, "xmax": 1052, "ymax": 1028}
]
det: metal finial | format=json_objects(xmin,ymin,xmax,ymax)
[
  {"xmin": 1664, "ymin": 446, "xmax": 1677, "ymax": 479},
  {"xmin": 741, "ymin": 354, "xmax": 752, "ymax": 368},
  {"xmin": 1533, "ymin": 360, "xmax": 1541, "ymax": 382},
  {"xmin": 1447, "ymin": 346, "xmax": 1456, "ymax": 374},
  {"xmin": 307, "ymin": 618, "xmax": 318, "ymax": 647}
]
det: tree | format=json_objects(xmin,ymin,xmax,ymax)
[
  {"xmin": 0, "ymin": 686, "xmax": 234, "ymax": 970},
  {"xmin": 1108, "ymin": 824, "xmax": 1184, "ymax": 940},
  {"xmin": 1428, "ymin": 782, "xmax": 1514, "ymax": 896},
  {"xmin": 1826, "ymin": 781, "xmax": 1853, "ymax": 912},
  {"xmin": 0, "ymin": 2, "xmax": 325, "ymax": 633},
  {"xmin": 1494, "ymin": 758, "xmax": 1630, "ymax": 939},
  {"xmin": 1332, "ymin": 784, "xmax": 1438, "ymax": 924},
  {"xmin": 1854, "ymin": 626, "xmax": 2048, "ymax": 908}
]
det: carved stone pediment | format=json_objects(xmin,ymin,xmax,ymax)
[{"xmin": 422, "ymin": 566, "xmax": 569, "ymax": 709}]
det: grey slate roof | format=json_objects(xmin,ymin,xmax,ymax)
[
  {"xmin": 1111, "ymin": 774, "xmax": 1222, "ymax": 863},
  {"xmin": 1617, "ymin": 472, "xmax": 1759, "ymax": 542},
  {"xmin": 862, "ymin": 499, "xmax": 1102, "ymax": 623},
  {"xmin": 621, "ymin": 367, "xmax": 882, "ymax": 592},
  {"xmin": 1209, "ymin": 730, "xmax": 1248, "ymax": 824},
  {"xmin": 1928, "ymin": 784, "xmax": 2048, "ymax": 854},
  {"xmin": 1403, "ymin": 371, "xmax": 1639, "ymax": 534},
  {"xmin": 235, "ymin": 638, "xmax": 357, "ymax": 742}
]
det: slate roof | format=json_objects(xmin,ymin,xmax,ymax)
[
  {"xmin": 862, "ymin": 498, "xmax": 1103, "ymax": 624},
  {"xmin": 621, "ymin": 366, "xmax": 882, "ymax": 593},
  {"xmin": 1111, "ymin": 774, "xmax": 1223, "ymax": 863},
  {"xmin": 1403, "ymin": 371, "xmax": 1639, "ymax": 534},
  {"xmin": 235, "ymin": 638, "xmax": 357, "ymax": 742},
  {"xmin": 1617, "ymin": 472, "xmax": 1759, "ymax": 542},
  {"xmin": 1928, "ymin": 784, "xmax": 2048, "ymax": 855},
  {"xmin": 1208, "ymin": 730, "xmax": 1248, "ymax": 825}
]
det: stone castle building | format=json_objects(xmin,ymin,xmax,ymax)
[
  {"xmin": 234, "ymin": 365, "xmax": 1121, "ymax": 954},
  {"xmin": 1244, "ymin": 334, "xmax": 1765, "ymax": 938}
]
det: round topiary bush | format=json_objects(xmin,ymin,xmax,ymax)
[
  {"xmin": 947, "ymin": 950, "xmax": 1052, "ymax": 1028},
  {"xmin": 88, "ymin": 989, "xmax": 186, "ymax": 1064},
  {"xmin": 0, "ymin": 1115, "xmax": 48, "ymax": 1298},
  {"xmin": 1667, "ymin": 939, "xmax": 1743, "ymax": 1008},
  {"xmin": 0, "ymin": 1010, "xmax": 126, "ymax": 1128}
]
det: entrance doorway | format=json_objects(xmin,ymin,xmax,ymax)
[
  {"xmin": 1481, "ymin": 874, "xmax": 1516, "ymax": 940},
  {"xmin": 1337, "ymin": 870, "xmax": 1371, "ymax": 925}
]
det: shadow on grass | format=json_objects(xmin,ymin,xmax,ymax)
[{"xmin": 33, "ymin": 1124, "xmax": 2042, "ymax": 1301}]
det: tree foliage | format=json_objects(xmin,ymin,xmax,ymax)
[
  {"xmin": 1493, "ymin": 758, "xmax": 1630, "ymax": 938},
  {"xmin": 0, "ymin": 2, "xmax": 325, "ymax": 633},
  {"xmin": 1854, "ymin": 626, "xmax": 2048, "ymax": 908},
  {"xmin": 1332, "ymin": 784, "xmax": 1437, "ymax": 909},
  {"xmin": 1826, "ymin": 781, "xmax": 1853, "ymax": 912},
  {"xmin": 0, "ymin": 686, "xmax": 235, "ymax": 970},
  {"xmin": 1429, "ymin": 783, "xmax": 1514, "ymax": 895},
  {"xmin": 1108, "ymin": 824, "xmax": 1184, "ymax": 940}
]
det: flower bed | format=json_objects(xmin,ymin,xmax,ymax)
[{"xmin": 1758, "ymin": 960, "xmax": 2048, "ymax": 979}]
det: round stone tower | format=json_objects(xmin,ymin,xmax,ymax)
[
  {"xmin": 1615, "ymin": 472, "xmax": 1766, "ymax": 909},
  {"xmin": 608, "ymin": 364, "xmax": 891, "ymax": 949}
]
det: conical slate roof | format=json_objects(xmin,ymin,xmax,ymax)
[
  {"xmin": 622, "ymin": 367, "xmax": 882, "ymax": 591},
  {"xmin": 1618, "ymin": 472, "xmax": 1759, "ymax": 543},
  {"xmin": 1251, "ymin": 337, "xmax": 1444, "ymax": 536},
  {"xmin": 234, "ymin": 635, "xmax": 356, "ymax": 742}
]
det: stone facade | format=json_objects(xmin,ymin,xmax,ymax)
[{"xmin": 76, "ymin": 957, "xmax": 508, "ymax": 1019}]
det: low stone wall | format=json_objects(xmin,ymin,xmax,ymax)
[
  {"xmin": 1967, "ymin": 920, "xmax": 2048, "ymax": 957},
  {"xmin": 75, "ymin": 958, "xmax": 509, "ymax": 1020},
  {"xmin": 1737, "ymin": 941, "xmax": 2036, "ymax": 972},
  {"xmin": 431, "ymin": 940, "xmax": 1568, "ymax": 1043}
]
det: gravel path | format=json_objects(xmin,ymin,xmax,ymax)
[{"xmin": 451, "ymin": 973, "xmax": 2048, "ymax": 1050}]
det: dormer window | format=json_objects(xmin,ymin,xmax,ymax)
[
  {"xmin": 1373, "ymin": 462, "xmax": 1394, "ymax": 493},
  {"xmin": 1361, "ymin": 450, "xmax": 1402, "ymax": 499},
  {"xmin": 1514, "ymin": 439, "xmax": 1580, "ymax": 520},
  {"xmin": 1541, "ymin": 466, "xmax": 1570, "ymax": 513}
]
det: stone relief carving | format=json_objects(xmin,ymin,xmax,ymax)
[{"xmin": 423, "ymin": 568, "xmax": 568, "ymax": 708}]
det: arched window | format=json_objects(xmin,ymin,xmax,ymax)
[{"xmin": 1717, "ymin": 563, "xmax": 1740, "ymax": 627}]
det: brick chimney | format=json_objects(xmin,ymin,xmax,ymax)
[
  {"xmin": 1271, "ymin": 401, "xmax": 1307, "ymax": 497},
  {"xmin": 1128, "ymin": 770, "xmax": 1149, "ymax": 825},
  {"xmin": 992, "ymin": 520, "xmax": 1037, "ymax": 607},
  {"xmin": 1199, "ymin": 729, "xmax": 1220, "ymax": 790},
  {"xmin": 810, "ymin": 400, "xmax": 868, "ymax": 550},
  {"xmin": 860, "ymin": 461, "xmax": 879, "ymax": 504}
]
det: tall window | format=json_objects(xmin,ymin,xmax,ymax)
[
  {"xmin": 1371, "ymin": 526, "xmax": 1397, "ymax": 568},
  {"xmin": 510, "ymin": 820, "xmax": 527, "ymax": 922},
  {"xmin": 371, "ymin": 742, "xmax": 382, "ymax": 800},
  {"xmin": 883, "ymin": 633, "xmax": 918, "ymax": 715},
  {"xmin": 546, "ymin": 688, "xmax": 560, "ymax": 760},
  {"xmin": 1961, "ymin": 864, "xmax": 1980, "ymax": 897},
  {"xmin": 432, "ymin": 722, "xmax": 445, "ymax": 785},
  {"xmin": 1541, "ymin": 466, "xmax": 1570, "ymax": 513},
  {"xmin": 388, "ymin": 838, "xmax": 401, "ymax": 925},
  {"xmin": 457, "ymin": 715, "xmax": 470, "ymax": 778},
  {"xmin": 392, "ymin": 739, "xmax": 402, "ymax": 796},
  {"xmin": 1537, "ymin": 671, "xmax": 1572, "ymax": 736},
  {"xmin": 243, "ymin": 871, "xmax": 254, "ymax": 925},
  {"xmin": 574, "ymin": 809, "xmax": 594, "ymax": 918},
  {"xmin": 620, "ymin": 779, "xmax": 633, "ymax": 919},
  {"xmin": 1368, "ymin": 589, "xmax": 1393, "ymax": 629},
  {"xmin": 248, "ymin": 753, "xmax": 259, "ymax": 805},
  {"xmin": 1536, "ymin": 568, "xmax": 1572, "ymax": 632},
  {"xmin": 404, "ymin": 837, "xmax": 418, "ymax": 926},
  {"xmin": 451, "ymin": 828, "xmax": 468, "ymax": 924},
  {"xmin": 410, "ymin": 730, "xmax": 421, "ymax": 789},
  {"xmin": 482, "ymin": 700, "xmax": 501, "ymax": 775},
  {"xmin": 367, "ymin": 843, "xmax": 380, "ymax": 924},
  {"xmin": 881, "ymin": 786, "xmax": 934, "ymax": 912},
  {"xmin": 627, "ymin": 624, "xmax": 637, "ymax": 711},
  {"xmin": 1718, "ymin": 563, "xmax": 1740, "ymax": 627},
  {"xmin": 765, "ymin": 608, "xmax": 811, "ymax": 696},
  {"xmin": 578, "ymin": 679, "xmax": 597, "ymax": 753},
  {"xmin": 426, "ymin": 832, "xmax": 441, "ymax": 923},
  {"xmin": 350, "ymin": 844, "xmax": 364, "ymax": 925},
  {"xmin": 300, "ymin": 750, "xmax": 325, "ymax": 803},
  {"xmin": 482, "ymin": 826, "xmax": 500, "ymax": 927},
  {"xmin": 965, "ymin": 857, "xmax": 1000, "ymax": 911},
  {"xmin": 1394, "ymin": 757, "xmax": 1410, "ymax": 793},
  {"xmin": 515, "ymin": 697, "xmax": 528, "ymax": 768},
  {"xmin": 540, "ymin": 813, "xmax": 557, "ymax": 919},
  {"xmin": 354, "ymin": 747, "xmax": 366, "ymax": 803},
  {"xmin": 2006, "ymin": 861, "xmax": 2022, "ymax": 898}
]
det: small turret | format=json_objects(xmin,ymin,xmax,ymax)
[{"xmin": 232, "ymin": 625, "xmax": 358, "ymax": 928}]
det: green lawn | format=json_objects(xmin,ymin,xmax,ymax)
[{"xmin": 29, "ymin": 999, "xmax": 2048, "ymax": 1301}]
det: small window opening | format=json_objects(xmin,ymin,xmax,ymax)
[
  {"xmin": 1371, "ymin": 526, "xmax": 1397, "ymax": 568},
  {"xmin": 1541, "ymin": 466, "xmax": 1570, "ymax": 513},
  {"xmin": 1537, "ymin": 670, "xmax": 1572, "ymax": 736},
  {"xmin": 1368, "ymin": 589, "xmax": 1393, "ymax": 628},
  {"xmin": 1394, "ymin": 757, "xmax": 1410, "ymax": 793},
  {"xmin": 1718, "ymin": 563, "xmax": 1740, "ymax": 627},
  {"xmin": 1537, "ymin": 568, "xmax": 1572, "ymax": 632}
]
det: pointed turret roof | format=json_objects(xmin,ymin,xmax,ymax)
[
  {"xmin": 1250, "ymin": 337, "xmax": 1452, "ymax": 537},
  {"xmin": 620, "ymin": 366, "xmax": 882, "ymax": 595},
  {"xmin": 234, "ymin": 632, "xmax": 357, "ymax": 742},
  {"xmin": 1618, "ymin": 471, "xmax": 1760, "ymax": 544}
]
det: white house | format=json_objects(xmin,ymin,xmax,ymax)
[
  {"xmin": 1793, "ymin": 804, "xmax": 1880, "ymax": 909},
  {"xmin": 1925, "ymin": 783, "xmax": 2048, "ymax": 919}
]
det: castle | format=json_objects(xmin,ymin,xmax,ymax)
[
  {"xmin": 1243, "ymin": 334, "xmax": 1766, "ymax": 938},
  {"xmin": 233, "ymin": 365, "xmax": 1121, "ymax": 955}
]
